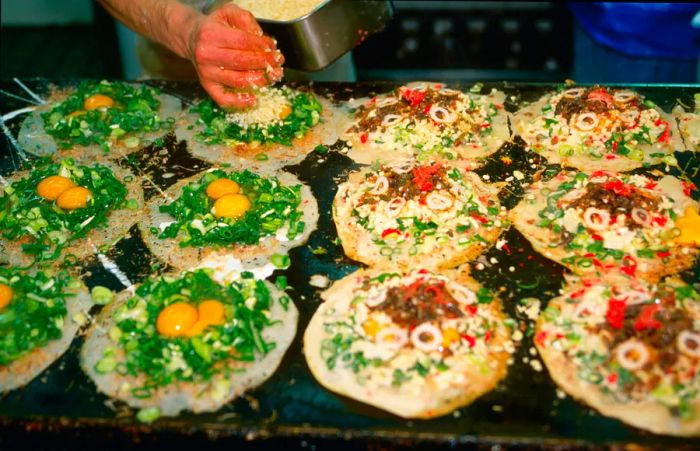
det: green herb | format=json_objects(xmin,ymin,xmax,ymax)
[
  {"xmin": 476, "ymin": 287, "xmax": 494, "ymax": 304},
  {"xmin": 91, "ymin": 286, "xmax": 114, "ymax": 305},
  {"xmin": 0, "ymin": 267, "xmax": 74, "ymax": 365},
  {"xmin": 136, "ymin": 407, "xmax": 160, "ymax": 423},
  {"xmin": 41, "ymin": 80, "xmax": 172, "ymax": 151},
  {"xmin": 158, "ymin": 169, "xmax": 304, "ymax": 248}
]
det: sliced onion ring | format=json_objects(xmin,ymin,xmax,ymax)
[
  {"xmin": 575, "ymin": 112, "xmax": 599, "ymax": 131},
  {"xmin": 447, "ymin": 283, "xmax": 477, "ymax": 306},
  {"xmin": 385, "ymin": 197, "xmax": 406, "ymax": 217},
  {"xmin": 563, "ymin": 88, "xmax": 585, "ymax": 99},
  {"xmin": 429, "ymin": 106, "xmax": 456, "ymax": 124},
  {"xmin": 370, "ymin": 175, "xmax": 389, "ymax": 195},
  {"xmin": 410, "ymin": 322, "xmax": 443, "ymax": 353},
  {"xmin": 615, "ymin": 340, "xmax": 649, "ymax": 371},
  {"xmin": 583, "ymin": 207, "xmax": 610, "ymax": 231},
  {"xmin": 439, "ymin": 88, "xmax": 460, "ymax": 96},
  {"xmin": 425, "ymin": 192, "xmax": 453, "ymax": 211},
  {"xmin": 620, "ymin": 109, "xmax": 640, "ymax": 123},
  {"xmin": 677, "ymin": 330, "xmax": 700, "ymax": 358},
  {"xmin": 381, "ymin": 114, "xmax": 402, "ymax": 127},
  {"xmin": 390, "ymin": 161, "xmax": 415, "ymax": 174},
  {"xmin": 377, "ymin": 97, "xmax": 398, "ymax": 108},
  {"xmin": 613, "ymin": 91, "xmax": 636, "ymax": 103},
  {"xmin": 376, "ymin": 326, "xmax": 409, "ymax": 350},
  {"xmin": 631, "ymin": 208, "xmax": 651, "ymax": 226}
]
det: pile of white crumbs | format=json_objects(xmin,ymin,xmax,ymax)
[
  {"xmin": 225, "ymin": 87, "xmax": 292, "ymax": 129},
  {"xmin": 231, "ymin": 0, "xmax": 327, "ymax": 21}
]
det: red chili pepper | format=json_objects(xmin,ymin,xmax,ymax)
[
  {"xmin": 634, "ymin": 303, "xmax": 662, "ymax": 331},
  {"xmin": 470, "ymin": 213, "xmax": 488, "ymax": 223},
  {"xmin": 652, "ymin": 216, "xmax": 668, "ymax": 227},
  {"xmin": 591, "ymin": 170, "xmax": 609, "ymax": 178},
  {"xmin": 645, "ymin": 180, "xmax": 658, "ymax": 189},
  {"xmin": 682, "ymin": 181, "xmax": 697, "ymax": 197},
  {"xmin": 606, "ymin": 298, "xmax": 627, "ymax": 329},
  {"xmin": 605, "ymin": 154, "xmax": 617, "ymax": 160},
  {"xmin": 535, "ymin": 331, "xmax": 548, "ymax": 347},
  {"xmin": 401, "ymin": 88, "xmax": 426, "ymax": 107},
  {"xmin": 422, "ymin": 103, "xmax": 432, "ymax": 115},
  {"xmin": 494, "ymin": 103, "xmax": 503, "ymax": 110},
  {"xmin": 461, "ymin": 334, "xmax": 476, "ymax": 348},
  {"xmin": 465, "ymin": 305, "xmax": 478, "ymax": 316},
  {"xmin": 570, "ymin": 288, "xmax": 586, "ymax": 299},
  {"xmin": 381, "ymin": 228, "xmax": 401, "ymax": 238},
  {"xmin": 607, "ymin": 373, "xmax": 618, "ymax": 384},
  {"xmin": 481, "ymin": 122, "xmax": 491, "ymax": 128},
  {"xmin": 501, "ymin": 244, "xmax": 511, "ymax": 254},
  {"xmin": 425, "ymin": 285, "xmax": 445, "ymax": 305},
  {"xmin": 658, "ymin": 120, "xmax": 671, "ymax": 143},
  {"xmin": 602, "ymin": 179, "xmax": 633, "ymax": 197},
  {"xmin": 484, "ymin": 330, "xmax": 492, "ymax": 344},
  {"xmin": 418, "ymin": 269, "xmax": 429, "ymax": 274},
  {"xmin": 360, "ymin": 133, "xmax": 368, "ymax": 144},
  {"xmin": 611, "ymin": 141, "xmax": 618, "ymax": 152},
  {"xmin": 654, "ymin": 118, "xmax": 663, "ymax": 127},
  {"xmin": 591, "ymin": 233, "xmax": 603, "ymax": 241},
  {"xmin": 620, "ymin": 255, "xmax": 637, "ymax": 277},
  {"xmin": 411, "ymin": 164, "xmax": 441, "ymax": 192},
  {"xmin": 656, "ymin": 251, "xmax": 671, "ymax": 258}
]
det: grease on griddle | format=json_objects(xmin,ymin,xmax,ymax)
[{"xmin": 118, "ymin": 132, "xmax": 211, "ymax": 201}]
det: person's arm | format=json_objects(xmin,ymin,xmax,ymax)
[{"xmin": 98, "ymin": 0, "xmax": 284, "ymax": 108}]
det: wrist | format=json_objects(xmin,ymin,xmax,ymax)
[{"xmin": 165, "ymin": 3, "xmax": 203, "ymax": 60}]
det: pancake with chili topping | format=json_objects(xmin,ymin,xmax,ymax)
[
  {"xmin": 510, "ymin": 170, "xmax": 699, "ymax": 282},
  {"xmin": 304, "ymin": 267, "xmax": 513, "ymax": 419},
  {"xmin": 535, "ymin": 274, "xmax": 700, "ymax": 436},
  {"xmin": 513, "ymin": 86, "xmax": 684, "ymax": 171},
  {"xmin": 672, "ymin": 96, "xmax": 700, "ymax": 151},
  {"xmin": 341, "ymin": 82, "xmax": 511, "ymax": 165},
  {"xmin": 333, "ymin": 160, "xmax": 505, "ymax": 270}
]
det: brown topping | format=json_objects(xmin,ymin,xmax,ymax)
[
  {"xmin": 554, "ymin": 86, "xmax": 647, "ymax": 121},
  {"xmin": 375, "ymin": 279, "xmax": 463, "ymax": 327},
  {"xmin": 566, "ymin": 182, "xmax": 660, "ymax": 230}
]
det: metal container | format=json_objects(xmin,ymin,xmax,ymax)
[{"xmin": 258, "ymin": 0, "xmax": 394, "ymax": 72}]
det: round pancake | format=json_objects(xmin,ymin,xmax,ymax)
[
  {"xmin": 304, "ymin": 267, "xmax": 513, "ymax": 419},
  {"xmin": 535, "ymin": 274, "xmax": 700, "ymax": 436},
  {"xmin": 510, "ymin": 170, "xmax": 698, "ymax": 282},
  {"xmin": 176, "ymin": 89, "xmax": 341, "ymax": 172},
  {"xmin": 81, "ymin": 270, "xmax": 297, "ymax": 417},
  {"xmin": 333, "ymin": 160, "xmax": 504, "ymax": 270},
  {"xmin": 672, "ymin": 103, "xmax": 700, "ymax": 152},
  {"xmin": 140, "ymin": 169, "xmax": 318, "ymax": 270},
  {"xmin": 0, "ymin": 269, "xmax": 92, "ymax": 393},
  {"xmin": 17, "ymin": 82, "xmax": 182, "ymax": 159},
  {"xmin": 513, "ymin": 87, "xmax": 684, "ymax": 171},
  {"xmin": 0, "ymin": 157, "xmax": 145, "ymax": 267},
  {"xmin": 340, "ymin": 82, "xmax": 511, "ymax": 165}
]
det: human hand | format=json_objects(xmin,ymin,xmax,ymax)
[{"xmin": 187, "ymin": 3, "xmax": 284, "ymax": 108}]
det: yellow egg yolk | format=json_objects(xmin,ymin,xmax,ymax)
[
  {"xmin": 185, "ymin": 300, "xmax": 226, "ymax": 337},
  {"xmin": 213, "ymin": 193, "xmax": 251, "ymax": 219},
  {"xmin": 156, "ymin": 302, "xmax": 198, "ymax": 338},
  {"xmin": 674, "ymin": 207, "xmax": 700, "ymax": 245},
  {"xmin": 156, "ymin": 300, "xmax": 226, "ymax": 338},
  {"xmin": 278, "ymin": 104, "xmax": 293, "ymax": 119},
  {"xmin": 0, "ymin": 283, "xmax": 12, "ymax": 311},
  {"xmin": 56, "ymin": 186, "xmax": 91, "ymax": 210},
  {"xmin": 206, "ymin": 178, "xmax": 240, "ymax": 200},
  {"xmin": 84, "ymin": 94, "xmax": 115, "ymax": 110},
  {"xmin": 37, "ymin": 175, "xmax": 76, "ymax": 201}
]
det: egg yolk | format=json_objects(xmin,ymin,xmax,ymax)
[
  {"xmin": 185, "ymin": 300, "xmax": 226, "ymax": 337},
  {"xmin": 156, "ymin": 302, "xmax": 198, "ymax": 338},
  {"xmin": 0, "ymin": 283, "xmax": 12, "ymax": 311},
  {"xmin": 84, "ymin": 94, "xmax": 115, "ymax": 111},
  {"xmin": 213, "ymin": 193, "xmax": 251, "ymax": 219},
  {"xmin": 206, "ymin": 178, "xmax": 240, "ymax": 200},
  {"xmin": 37, "ymin": 175, "xmax": 76, "ymax": 201},
  {"xmin": 278, "ymin": 104, "xmax": 292, "ymax": 119},
  {"xmin": 56, "ymin": 186, "xmax": 91, "ymax": 210},
  {"xmin": 675, "ymin": 207, "xmax": 700, "ymax": 245}
]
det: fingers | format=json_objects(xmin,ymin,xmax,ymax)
[
  {"xmin": 201, "ymin": 65, "xmax": 284, "ymax": 89},
  {"xmin": 201, "ymin": 80, "xmax": 257, "ymax": 109},
  {"xmin": 196, "ymin": 47, "xmax": 284, "ymax": 71},
  {"xmin": 212, "ymin": 3, "xmax": 263, "ymax": 37},
  {"xmin": 199, "ymin": 22, "xmax": 276, "ymax": 52}
]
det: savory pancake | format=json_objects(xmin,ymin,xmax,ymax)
[
  {"xmin": 536, "ymin": 274, "xmax": 700, "ymax": 436},
  {"xmin": 333, "ymin": 159, "xmax": 504, "ymax": 269},
  {"xmin": 672, "ymin": 95, "xmax": 700, "ymax": 151},
  {"xmin": 81, "ymin": 268, "xmax": 297, "ymax": 418},
  {"xmin": 510, "ymin": 170, "xmax": 699, "ymax": 282},
  {"xmin": 1, "ymin": 266, "xmax": 92, "ymax": 393},
  {"xmin": 140, "ymin": 168, "xmax": 318, "ymax": 270},
  {"xmin": 513, "ymin": 86, "xmax": 684, "ymax": 171},
  {"xmin": 304, "ymin": 267, "xmax": 513, "ymax": 419},
  {"xmin": 341, "ymin": 82, "xmax": 510, "ymax": 165}
]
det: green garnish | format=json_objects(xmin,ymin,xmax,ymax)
[
  {"xmin": 191, "ymin": 86, "xmax": 322, "ymax": 146},
  {"xmin": 103, "ymin": 269, "xmax": 279, "ymax": 393},
  {"xmin": 41, "ymin": 80, "xmax": 172, "ymax": 152},
  {"xmin": 158, "ymin": 169, "xmax": 304, "ymax": 248},
  {"xmin": 0, "ymin": 158, "xmax": 129, "ymax": 262},
  {"xmin": 0, "ymin": 267, "xmax": 75, "ymax": 365},
  {"xmin": 91, "ymin": 286, "xmax": 114, "ymax": 305}
]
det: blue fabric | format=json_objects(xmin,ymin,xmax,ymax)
[
  {"xmin": 572, "ymin": 21, "xmax": 698, "ymax": 83},
  {"xmin": 567, "ymin": 2, "xmax": 700, "ymax": 60}
]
